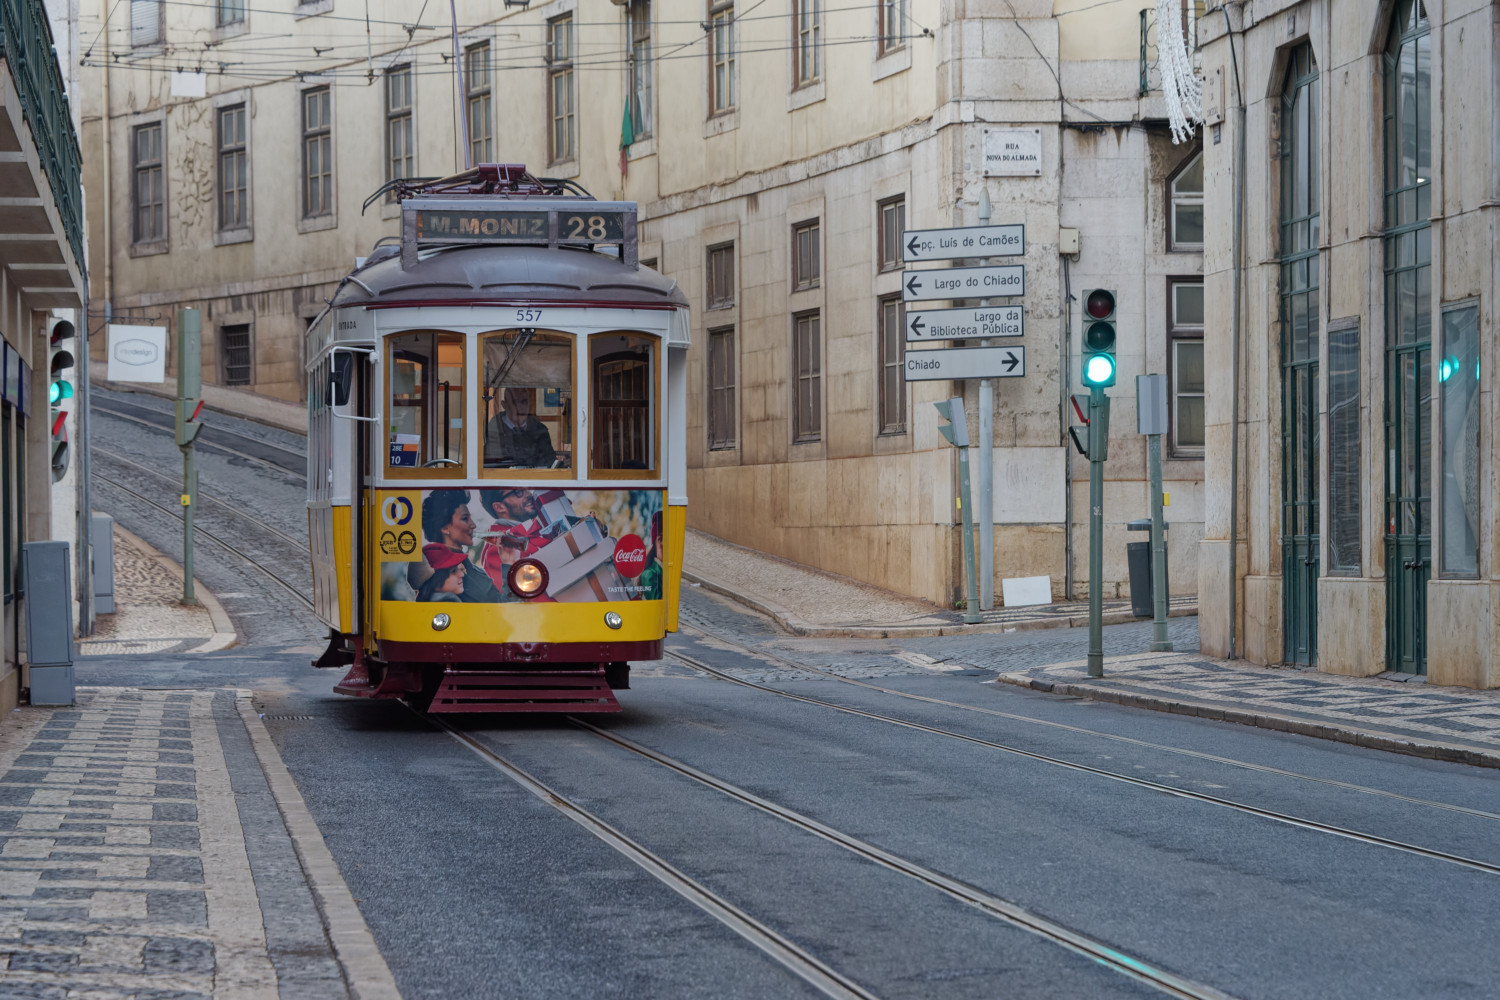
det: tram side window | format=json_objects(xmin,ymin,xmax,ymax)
[
  {"xmin": 387, "ymin": 332, "xmax": 465, "ymax": 472},
  {"xmin": 483, "ymin": 330, "xmax": 573, "ymax": 470},
  {"xmin": 590, "ymin": 333, "xmax": 656, "ymax": 473}
]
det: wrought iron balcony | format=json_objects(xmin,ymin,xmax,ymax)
[{"xmin": 0, "ymin": 0, "xmax": 84, "ymax": 272}]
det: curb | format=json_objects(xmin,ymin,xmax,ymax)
[
  {"xmin": 995, "ymin": 673, "xmax": 1500, "ymax": 770},
  {"xmin": 112, "ymin": 524, "xmax": 238, "ymax": 653},
  {"xmin": 683, "ymin": 571, "xmax": 1196, "ymax": 639}
]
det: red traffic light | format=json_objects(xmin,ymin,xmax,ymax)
[{"xmin": 1085, "ymin": 289, "xmax": 1115, "ymax": 319}]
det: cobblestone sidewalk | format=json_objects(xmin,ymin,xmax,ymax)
[
  {"xmin": 0, "ymin": 688, "xmax": 399, "ymax": 998},
  {"xmin": 79, "ymin": 527, "xmax": 236, "ymax": 658},
  {"xmin": 995, "ymin": 653, "xmax": 1500, "ymax": 768},
  {"xmin": 684, "ymin": 528, "xmax": 1196, "ymax": 638}
]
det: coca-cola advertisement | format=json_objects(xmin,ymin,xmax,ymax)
[{"xmin": 378, "ymin": 487, "xmax": 664, "ymax": 604}]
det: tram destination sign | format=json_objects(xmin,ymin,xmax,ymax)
[
  {"xmin": 402, "ymin": 197, "xmax": 640, "ymax": 268},
  {"xmin": 903, "ymin": 346, "xmax": 1026, "ymax": 381},
  {"xmin": 906, "ymin": 305, "xmax": 1024, "ymax": 343},
  {"xmin": 901, "ymin": 264, "xmax": 1025, "ymax": 302},
  {"xmin": 901, "ymin": 224, "xmax": 1024, "ymax": 262}
]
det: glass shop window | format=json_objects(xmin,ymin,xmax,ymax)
[
  {"xmin": 386, "ymin": 332, "xmax": 465, "ymax": 474},
  {"xmin": 590, "ymin": 333, "xmax": 657, "ymax": 474},
  {"xmin": 483, "ymin": 329, "xmax": 574, "ymax": 471}
]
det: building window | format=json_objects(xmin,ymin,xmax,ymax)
[
  {"xmin": 1439, "ymin": 301, "xmax": 1479, "ymax": 577},
  {"xmin": 466, "ymin": 43, "xmax": 493, "ymax": 166},
  {"xmin": 1327, "ymin": 318, "xmax": 1361, "ymax": 574},
  {"xmin": 878, "ymin": 295, "xmax": 905, "ymax": 433},
  {"xmin": 385, "ymin": 64, "xmax": 414, "ymax": 193},
  {"xmin": 708, "ymin": 327, "xmax": 736, "ymax": 450},
  {"xmin": 706, "ymin": 242, "xmax": 734, "ymax": 309},
  {"xmin": 217, "ymin": 0, "xmax": 244, "ymax": 27},
  {"xmin": 548, "ymin": 15, "xmax": 576, "ymax": 163},
  {"xmin": 132, "ymin": 122, "xmax": 165, "ymax": 243},
  {"xmin": 878, "ymin": 0, "xmax": 907, "ymax": 56},
  {"xmin": 130, "ymin": 0, "xmax": 162, "ymax": 46},
  {"xmin": 221, "ymin": 325, "xmax": 252, "ymax": 386},
  {"xmin": 628, "ymin": 0, "xmax": 652, "ymax": 139},
  {"xmin": 794, "ymin": 0, "xmax": 822, "ymax": 87},
  {"xmin": 878, "ymin": 196, "xmax": 905, "ymax": 272},
  {"xmin": 217, "ymin": 104, "xmax": 247, "ymax": 231},
  {"xmin": 709, "ymin": 0, "xmax": 736, "ymax": 114},
  {"xmin": 1169, "ymin": 151, "xmax": 1204, "ymax": 251},
  {"xmin": 793, "ymin": 220, "xmax": 820, "ymax": 290},
  {"xmin": 793, "ymin": 311, "xmax": 822, "ymax": 442},
  {"xmin": 302, "ymin": 88, "xmax": 332, "ymax": 218},
  {"xmin": 1169, "ymin": 280, "xmax": 1204, "ymax": 455}
]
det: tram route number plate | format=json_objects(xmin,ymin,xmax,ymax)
[{"xmin": 417, "ymin": 209, "xmax": 627, "ymax": 245}]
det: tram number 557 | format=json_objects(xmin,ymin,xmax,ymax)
[{"xmin": 515, "ymin": 308, "xmax": 544, "ymax": 323}]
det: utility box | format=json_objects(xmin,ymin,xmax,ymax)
[
  {"xmin": 22, "ymin": 540, "xmax": 75, "ymax": 706},
  {"xmin": 92, "ymin": 513, "xmax": 115, "ymax": 614}
]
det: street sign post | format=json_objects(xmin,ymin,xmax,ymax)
[
  {"xmin": 903, "ymin": 346, "xmax": 1025, "ymax": 381},
  {"xmin": 901, "ymin": 265, "xmax": 1024, "ymax": 302},
  {"xmin": 906, "ymin": 305, "xmax": 1024, "ymax": 343},
  {"xmin": 901, "ymin": 224, "xmax": 1024, "ymax": 262}
]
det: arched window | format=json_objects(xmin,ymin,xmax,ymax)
[
  {"xmin": 1168, "ymin": 151, "xmax": 1203, "ymax": 251},
  {"xmin": 1279, "ymin": 42, "xmax": 1320, "ymax": 665}
]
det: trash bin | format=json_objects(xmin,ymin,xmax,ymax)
[{"xmin": 1125, "ymin": 519, "xmax": 1170, "ymax": 618}]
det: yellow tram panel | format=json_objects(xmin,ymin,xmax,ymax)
[{"xmin": 377, "ymin": 600, "xmax": 665, "ymax": 646}]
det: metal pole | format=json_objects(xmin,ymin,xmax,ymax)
[
  {"xmin": 176, "ymin": 309, "xmax": 200, "ymax": 606},
  {"xmin": 957, "ymin": 440, "xmax": 982, "ymax": 625},
  {"xmin": 1087, "ymin": 388, "xmax": 1108, "ymax": 677},
  {"xmin": 181, "ymin": 447, "xmax": 195, "ymax": 606},
  {"xmin": 976, "ymin": 189, "xmax": 994, "ymax": 610},
  {"xmin": 450, "ymin": 0, "xmax": 470, "ymax": 171},
  {"xmin": 1148, "ymin": 433, "xmax": 1173, "ymax": 651}
]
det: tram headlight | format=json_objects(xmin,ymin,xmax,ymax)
[
  {"xmin": 431, "ymin": 613, "xmax": 451, "ymax": 631},
  {"xmin": 604, "ymin": 612, "xmax": 623, "ymax": 630},
  {"xmin": 508, "ymin": 559, "xmax": 549, "ymax": 598}
]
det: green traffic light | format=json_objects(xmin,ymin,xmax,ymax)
[
  {"xmin": 1083, "ymin": 355, "xmax": 1116, "ymax": 386},
  {"xmin": 49, "ymin": 379, "xmax": 74, "ymax": 406}
]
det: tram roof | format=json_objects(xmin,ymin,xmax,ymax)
[{"xmin": 331, "ymin": 244, "xmax": 688, "ymax": 311}]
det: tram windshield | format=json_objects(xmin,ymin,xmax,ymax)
[
  {"xmin": 386, "ymin": 332, "xmax": 465, "ymax": 474},
  {"xmin": 590, "ymin": 333, "xmax": 657, "ymax": 474},
  {"xmin": 483, "ymin": 330, "xmax": 573, "ymax": 470}
]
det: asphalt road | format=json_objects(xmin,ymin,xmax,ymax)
[{"xmin": 82, "ymin": 388, "xmax": 1500, "ymax": 1000}]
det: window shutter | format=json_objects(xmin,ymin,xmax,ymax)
[{"xmin": 131, "ymin": 0, "xmax": 161, "ymax": 46}]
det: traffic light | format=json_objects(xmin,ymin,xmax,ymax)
[
  {"xmin": 933, "ymin": 397, "xmax": 970, "ymax": 448},
  {"xmin": 1068, "ymin": 392, "xmax": 1109, "ymax": 462},
  {"xmin": 1080, "ymin": 289, "xmax": 1117, "ymax": 388},
  {"xmin": 47, "ymin": 318, "xmax": 76, "ymax": 481}
]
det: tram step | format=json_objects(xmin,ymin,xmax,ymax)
[{"xmin": 428, "ymin": 668, "xmax": 622, "ymax": 714}]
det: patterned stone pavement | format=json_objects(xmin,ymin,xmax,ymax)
[
  {"xmin": 79, "ymin": 528, "xmax": 236, "ymax": 658},
  {"xmin": 0, "ymin": 687, "xmax": 397, "ymax": 999},
  {"xmin": 994, "ymin": 652, "xmax": 1500, "ymax": 767}
]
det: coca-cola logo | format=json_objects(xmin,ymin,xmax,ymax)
[{"xmin": 613, "ymin": 534, "xmax": 648, "ymax": 578}]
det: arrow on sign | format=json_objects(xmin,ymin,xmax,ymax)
[
  {"xmin": 906, "ymin": 235, "xmax": 921, "ymax": 258},
  {"xmin": 905, "ymin": 273, "xmax": 922, "ymax": 297},
  {"xmin": 909, "ymin": 316, "xmax": 926, "ymax": 337},
  {"xmin": 1003, "ymin": 350, "xmax": 1020, "ymax": 373}
]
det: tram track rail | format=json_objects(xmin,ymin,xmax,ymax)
[
  {"xmin": 93, "ymin": 470, "xmax": 315, "ymax": 613},
  {"xmin": 662, "ymin": 643, "xmax": 1500, "ymax": 878},
  {"xmin": 93, "ymin": 401, "xmax": 306, "ymax": 479},
  {"xmin": 677, "ymin": 621, "xmax": 1500, "ymax": 825}
]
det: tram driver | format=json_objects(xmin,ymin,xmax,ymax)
[{"xmin": 485, "ymin": 387, "xmax": 562, "ymax": 469}]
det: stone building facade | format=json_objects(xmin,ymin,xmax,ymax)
[
  {"xmin": 1196, "ymin": 0, "xmax": 1498, "ymax": 687},
  {"xmin": 81, "ymin": 0, "xmax": 1209, "ymax": 609}
]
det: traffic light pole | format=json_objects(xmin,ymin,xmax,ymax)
[
  {"xmin": 1147, "ymin": 433, "xmax": 1173, "ymax": 652},
  {"xmin": 176, "ymin": 309, "xmax": 202, "ymax": 607},
  {"xmin": 1087, "ymin": 388, "xmax": 1109, "ymax": 677},
  {"xmin": 956, "ymin": 437, "xmax": 982, "ymax": 626},
  {"xmin": 976, "ymin": 190, "xmax": 994, "ymax": 611}
]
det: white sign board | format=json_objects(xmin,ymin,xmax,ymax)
[
  {"xmin": 901, "ymin": 225, "xmax": 1024, "ymax": 262},
  {"xmin": 904, "ymin": 346, "xmax": 1026, "ymax": 381},
  {"xmin": 902, "ymin": 265, "xmax": 1024, "ymax": 302},
  {"xmin": 983, "ymin": 127, "xmax": 1043, "ymax": 177},
  {"xmin": 907, "ymin": 306, "xmax": 1024, "ymax": 343},
  {"xmin": 106, "ymin": 324, "xmax": 167, "ymax": 383}
]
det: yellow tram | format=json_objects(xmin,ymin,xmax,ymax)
[{"xmin": 305, "ymin": 166, "xmax": 689, "ymax": 712}]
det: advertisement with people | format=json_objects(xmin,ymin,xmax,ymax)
[{"xmin": 377, "ymin": 488, "xmax": 664, "ymax": 605}]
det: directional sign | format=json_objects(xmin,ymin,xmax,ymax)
[
  {"xmin": 902, "ymin": 224, "xmax": 1024, "ymax": 262},
  {"xmin": 906, "ymin": 306, "xmax": 1024, "ymax": 343},
  {"xmin": 903, "ymin": 346, "xmax": 1026, "ymax": 382},
  {"xmin": 902, "ymin": 265, "xmax": 1024, "ymax": 302}
]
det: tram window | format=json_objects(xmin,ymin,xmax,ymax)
[
  {"xmin": 590, "ymin": 333, "xmax": 657, "ymax": 474},
  {"xmin": 482, "ymin": 330, "xmax": 574, "ymax": 470},
  {"xmin": 386, "ymin": 332, "xmax": 465, "ymax": 473}
]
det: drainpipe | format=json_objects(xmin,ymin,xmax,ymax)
[{"xmin": 1222, "ymin": 4, "xmax": 1246, "ymax": 660}]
